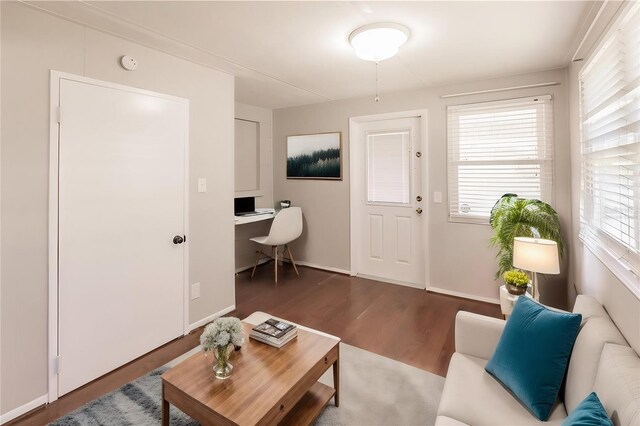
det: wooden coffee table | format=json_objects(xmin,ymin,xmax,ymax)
[{"xmin": 161, "ymin": 322, "xmax": 339, "ymax": 425}]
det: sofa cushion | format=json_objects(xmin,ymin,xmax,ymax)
[
  {"xmin": 438, "ymin": 352, "xmax": 566, "ymax": 425},
  {"xmin": 564, "ymin": 316, "xmax": 628, "ymax": 412},
  {"xmin": 573, "ymin": 295, "xmax": 609, "ymax": 321},
  {"xmin": 485, "ymin": 297, "xmax": 582, "ymax": 421},
  {"xmin": 562, "ymin": 392, "xmax": 612, "ymax": 426},
  {"xmin": 434, "ymin": 415, "xmax": 470, "ymax": 426},
  {"xmin": 594, "ymin": 344, "xmax": 640, "ymax": 426}
]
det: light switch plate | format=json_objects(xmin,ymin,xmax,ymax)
[
  {"xmin": 433, "ymin": 191, "xmax": 442, "ymax": 203},
  {"xmin": 197, "ymin": 178, "xmax": 207, "ymax": 193},
  {"xmin": 191, "ymin": 282, "xmax": 200, "ymax": 300}
]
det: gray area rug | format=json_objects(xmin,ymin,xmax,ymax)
[{"xmin": 51, "ymin": 343, "xmax": 444, "ymax": 425}]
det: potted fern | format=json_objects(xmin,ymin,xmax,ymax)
[{"xmin": 489, "ymin": 194, "xmax": 564, "ymax": 279}]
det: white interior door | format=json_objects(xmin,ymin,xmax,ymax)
[
  {"xmin": 354, "ymin": 117, "xmax": 424, "ymax": 287},
  {"xmin": 57, "ymin": 77, "xmax": 188, "ymax": 396}
]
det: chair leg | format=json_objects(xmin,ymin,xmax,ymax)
[
  {"xmin": 251, "ymin": 250, "xmax": 262, "ymax": 278},
  {"xmin": 273, "ymin": 246, "xmax": 278, "ymax": 285},
  {"xmin": 286, "ymin": 244, "xmax": 300, "ymax": 276}
]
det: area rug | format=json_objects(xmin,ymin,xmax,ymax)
[{"xmin": 50, "ymin": 343, "xmax": 444, "ymax": 425}]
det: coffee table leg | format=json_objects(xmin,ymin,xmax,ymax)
[
  {"xmin": 333, "ymin": 356, "xmax": 340, "ymax": 407},
  {"xmin": 162, "ymin": 385, "xmax": 170, "ymax": 426}
]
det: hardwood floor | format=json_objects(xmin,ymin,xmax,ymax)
[
  {"xmin": 9, "ymin": 264, "xmax": 500, "ymax": 425},
  {"xmin": 233, "ymin": 264, "xmax": 501, "ymax": 376}
]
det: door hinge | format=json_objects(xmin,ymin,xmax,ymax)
[
  {"xmin": 55, "ymin": 355, "xmax": 61, "ymax": 374},
  {"xmin": 57, "ymin": 106, "xmax": 62, "ymax": 124}
]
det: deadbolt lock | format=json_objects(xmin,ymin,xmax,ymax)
[
  {"xmin": 416, "ymin": 151, "xmax": 422, "ymax": 158},
  {"xmin": 416, "ymin": 195, "xmax": 422, "ymax": 202}
]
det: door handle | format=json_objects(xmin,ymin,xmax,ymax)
[
  {"xmin": 416, "ymin": 208, "xmax": 423, "ymax": 215},
  {"xmin": 173, "ymin": 235, "xmax": 184, "ymax": 245}
]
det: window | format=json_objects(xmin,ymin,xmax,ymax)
[
  {"xmin": 579, "ymin": 2, "xmax": 640, "ymax": 289},
  {"xmin": 447, "ymin": 96, "xmax": 554, "ymax": 223}
]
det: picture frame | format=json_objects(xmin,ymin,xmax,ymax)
[{"xmin": 286, "ymin": 132, "xmax": 342, "ymax": 180}]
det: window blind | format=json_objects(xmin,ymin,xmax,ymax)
[
  {"xmin": 447, "ymin": 96, "xmax": 554, "ymax": 223},
  {"xmin": 367, "ymin": 131, "xmax": 411, "ymax": 204},
  {"xmin": 579, "ymin": 2, "xmax": 640, "ymax": 283}
]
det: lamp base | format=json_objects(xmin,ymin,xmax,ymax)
[{"xmin": 530, "ymin": 272, "xmax": 540, "ymax": 301}]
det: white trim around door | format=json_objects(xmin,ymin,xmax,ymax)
[
  {"xmin": 349, "ymin": 110, "xmax": 429, "ymax": 289},
  {"xmin": 48, "ymin": 71, "xmax": 190, "ymax": 403}
]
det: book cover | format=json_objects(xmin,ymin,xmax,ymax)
[
  {"xmin": 250, "ymin": 330, "xmax": 297, "ymax": 348},
  {"xmin": 251, "ymin": 318, "xmax": 296, "ymax": 339}
]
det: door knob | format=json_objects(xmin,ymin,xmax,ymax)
[
  {"xmin": 173, "ymin": 235, "xmax": 184, "ymax": 245},
  {"xmin": 416, "ymin": 208, "xmax": 423, "ymax": 215}
]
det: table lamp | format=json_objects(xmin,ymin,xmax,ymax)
[{"xmin": 512, "ymin": 237, "xmax": 560, "ymax": 301}]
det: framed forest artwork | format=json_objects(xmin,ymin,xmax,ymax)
[{"xmin": 286, "ymin": 132, "xmax": 342, "ymax": 180}]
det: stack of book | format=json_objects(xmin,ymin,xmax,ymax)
[{"xmin": 250, "ymin": 318, "xmax": 297, "ymax": 348}]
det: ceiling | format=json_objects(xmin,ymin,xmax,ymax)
[{"xmin": 29, "ymin": 1, "xmax": 597, "ymax": 109}]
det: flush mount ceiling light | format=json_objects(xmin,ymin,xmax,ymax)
[{"xmin": 349, "ymin": 23, "xmax": 411, "ymax": 62}]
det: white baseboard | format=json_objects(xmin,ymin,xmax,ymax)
[
  {"xmin": 428, "ymin": 286, "xmax": 499, "ymax": 305},
  {"xmin": 235, "ymin": 258, "xmax": 269, "ymax": 274},
  {"xmin": 290, "ymin": 260, "xmax": 351, "ymax": 275},
  {"xmin": 0, "ymin": 394, "xmax": 47, "ymax": 424},
  {"xmin": 355, "ymin": 273, "xmax": 425, "ymax": 289},
  {"xmin": 188, "ymin": 304, "xmax": 236, "ymax": 332}
]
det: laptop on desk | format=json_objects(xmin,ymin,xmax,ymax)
[{"xmin": 234, "ymin": 197, "xmax": 272, "ymax": 217}]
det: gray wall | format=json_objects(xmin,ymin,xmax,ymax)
[
  {"xmin": 273, "ymin": 68, "xmax": 572, "ymax": 305},
  {"xmin": 1, "ymin": 3, "xmax": 235, "ymax": 415}
]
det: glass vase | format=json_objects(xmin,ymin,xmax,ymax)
[{"xmin": 213, "ymin": 344, "xmax": 234, "ymax": 379}]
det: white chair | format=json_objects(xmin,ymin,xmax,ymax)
[{"xmin": 250, "ymin": 207, "xmax": 303, "ymax": 284}]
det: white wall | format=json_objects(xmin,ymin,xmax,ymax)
[
  {"xmin": 233, "ymin": 102, "xmax": 274, "ymax": 272},
  {"xmin": 1, "ymin": 2, "xmax": 235, "ymax": 417},
  {"xmin": 273, "ymin": 68, "xmax": 571, "ymax": 305}
]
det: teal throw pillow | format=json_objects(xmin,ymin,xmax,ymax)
[
  {"xmin": 562, "ymin": 392, "xmax": 612, "ymax": 426},
  {"xmin": 485, "ymin": 297, "xmax": 582, "ymax": 421}
]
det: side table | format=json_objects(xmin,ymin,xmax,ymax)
[{"xmin": 499, "ymin": 285, "xmax": 535, "ymax": 319}]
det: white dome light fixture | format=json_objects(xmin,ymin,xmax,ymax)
[{"xmin": 349, "ymin": 23, "xmax": 410, "ymax": 62}]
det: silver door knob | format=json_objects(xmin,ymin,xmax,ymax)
[{"xmin": 416, "ymin": 208, "xmax": 423, "ymax": 215}]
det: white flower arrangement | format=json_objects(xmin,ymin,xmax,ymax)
[{"xmin": 200, "ymin": 317, "xmax": 245, "ymax": 352}]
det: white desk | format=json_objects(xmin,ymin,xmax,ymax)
[{"xmin": 234, "ymin": 208, "xmax": 276, "ymax": 225}]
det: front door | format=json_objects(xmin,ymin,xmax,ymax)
[{"xmin": 354, "ymin": 117, "xmax": 425, "ymax": 287}]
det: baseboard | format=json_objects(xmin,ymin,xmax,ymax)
[
  {"xmin": 0, "ymin": 394, "xmax": 48, "ymax": 424},
  {"xmin": 355, "ymin": 273, "xmax": 425, "ymax": 289},
  {"xmin": 235, "ymin": 258, "xmax": 270, "ymax": 274},
  {"xmin": 188, "ymin": 304, "xmax": 236, "ymax": 332},
  {"xmin": 290, "ymin": 260, "xmax": 351, "ymax": 275},
  {"xmin": 428, "ymin": 286, "xmax": 500, "ymax": 305}
]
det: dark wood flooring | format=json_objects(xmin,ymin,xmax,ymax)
[{"xmin": 10, "ymin": 264, "xmax": 500, "ymax": 425}]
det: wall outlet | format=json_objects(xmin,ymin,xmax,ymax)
[
  {"xmin": 191, "ymin": 282, "xmax": 201, "ymax": 300},
  {"xmin": 433, "ymin": 191, "xmax": 443, "ymax": 203}
]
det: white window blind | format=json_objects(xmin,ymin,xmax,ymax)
[
  {"xmin": 447, "ymin": 96, "xmax": 554, "ymax": 223},
  {"xmin": 579, "ymin": 2, "xmax": 640, "ymax": 287},
  {"xmin": 367, "ymin": 131, "xmax": 411, "ymax": 204}
]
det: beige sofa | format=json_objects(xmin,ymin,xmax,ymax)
[{"xmin": 436, "ymin": 295, "xmax": 640, "ymax": 425}]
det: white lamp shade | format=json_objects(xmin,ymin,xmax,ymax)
[
  {"xmin": 349, "ymin": 23, "xmax": 410, "ymax": 62},
  {"xmin": 512, "ymin": 237, "xmax": 560, "ymax": 274}
]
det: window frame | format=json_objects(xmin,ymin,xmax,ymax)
[
  {"xmin": 578, "ymin": 1, "xmax": 640, "ymax": 295},
  {"xmin": 446, "ymin": 95, "xmax": 556, "ymax": 225}
]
